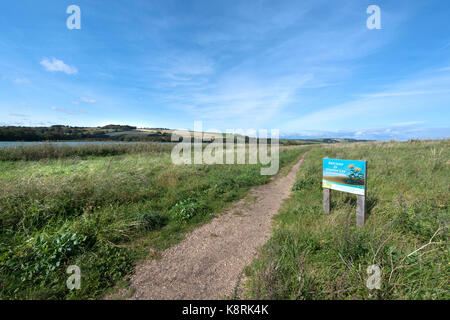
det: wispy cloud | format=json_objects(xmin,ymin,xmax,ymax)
[
  {"xmin": 40, "ymin": 58, "xmax": 78, "ymax": 75},
  {"xmin": 9, "ymin": 112, "xmax": 29, "ymax": 118},
  {"xmin": 80, "ymin": 97, "xmax": 96, "ymax": 104},
  {"xmin": 51, "ymin": 106, "xmax": 86, "ymax": 115},
  {"xmin": 143, "ymin": 1, "xmax": 403, "ymax": 130},
  {"xmin": 13, "ymin": 77, "xmax": 30, "ymax": 84},
  {"xmin": 1, "ymin": 0, "xmax": 447, "ymax": 140},
  {"xmin": 391, "ymin": 121, "xmax": 425, "ymax": 127},
  {"xmin": 283, "ymin": 71, "xmax": 450, "ymax": 132},
  {"xmin": 360, "ymin": 90, "xmax": 450, "ymax": 99}
]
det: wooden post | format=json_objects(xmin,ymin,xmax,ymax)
[
  {"xmin": 356, "ymin": 160, "xmax": 367, "ymax": 226},
  {"xmin": 356, "ymin": 194, "xmax": 365, "ymax": 226},
  {"xmin": 323, "ymin": 188, "xmax": 331, "ymax": 214}
]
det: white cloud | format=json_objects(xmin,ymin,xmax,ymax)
[
  {"xmin": 80, "ymin": 97, "xmax": 96, "ymax": 103},
  {"xmin": 9, "ymin": 113, "xmax": 29, "ymax": 118},
  {"xmin": 361, "ymin": 90, "xmax": 450, "ymax": 99},
  {"xmin": 13, "ymin": 77, "xmax": 30, "ymax": 84},
  {"xmin": 51, "ymin": 106, "xmax": 86, "ymax": 115},
  {"xmin": 392, "ymin": 121, "xmax": 425, "ymax": 127},
  {"xmin": 40, "ymin": 58, "xmax": 78, "ymax": 75}
]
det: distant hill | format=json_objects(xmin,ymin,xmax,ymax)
[{"xmin": 0, "ymin": 125, "xmax": 371, "ymax": 144}]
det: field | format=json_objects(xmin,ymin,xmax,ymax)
[
  {"xmin": 1, "ymin": 140, "xmax": 448, "ymax": 300},
  {"xmin": 0, "ymin": 143, "xmax": 307, "ymax": 299},
  {"xmin": 244, "ymin": 139, "xmax": 449, "ymax": 299}
]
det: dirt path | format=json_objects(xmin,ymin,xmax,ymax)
[{"xmin": 127, "ymin": 153, "xmax": 308, "ymax": 300}]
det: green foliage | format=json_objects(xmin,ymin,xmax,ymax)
[
  {"xmin": 0, "ymin": 145, "xmax": 308, "ymax": 299},
  {"xmin": 0, "ymin": 231, "xmax": 86, "ymax": 298},
  {"xmin": 0, "ymin": 125, "xmax": 138, "ymax": 142},
  {"xmin": 334, "ymin": 226, "xmax": 370, "ymax": 262},
  {"xmin": 170, "ymin": 198, "xmax": 204, "ymax": 223},
  {"xmin": 136, "ymin": 211, "xmax": 168, "ymax": 231},
  {"xmin": 22, "ymin": 233, "xmax": 86, "ymax": 280},
  {"xmin": 392, "ymin": 198, "xmax": 446, "ymax": 241},
  {"xmin": 0, "ymin": 142, "xmax": 170, "ymax": 161},
  {"xmin": 292, "ymin": 176, "xmax": 315, "ymax": 191},
  {"xmin": 67, "ymin": 244, "xmax": 136, "ymax": 299},
  {"xmin": 245, "ymin": 140, "xmax": 450, "ymax": 300}
]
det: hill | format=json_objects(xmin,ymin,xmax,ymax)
[{"xmin": 0, "ymin": 125, "xmax": 371, "ymax": 144}]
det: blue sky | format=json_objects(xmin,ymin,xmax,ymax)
[{"xmin": 1, "ymin": 0, "xmax": 449, "ymax": 140}]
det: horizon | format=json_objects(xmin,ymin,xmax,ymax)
[{"xmin": 1, "ymin": 1, "xmax": 450, "ymax": 141}]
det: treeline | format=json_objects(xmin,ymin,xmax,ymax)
[{"xmin": 0, "ymin": 125, "xmax": 138, "ymax": 141}]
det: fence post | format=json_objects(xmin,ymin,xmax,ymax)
[
  {"xmin": 356, "ymin": 194, "xmax": 365, "ymax": 226},
  {"xmin": 356, "ymin": 160, "xmax": 367, "ymax": 226},
  {"xmin": 323, "ymin": 188, "xmax": 331, "ymax": 214}
]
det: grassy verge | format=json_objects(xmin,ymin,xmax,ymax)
[
  {"xmin": 244, "ymin": 140, "xmax": 449, "ymax": 299},
  {"xmin": 0, "ymin": 144, "xmax": 308, "ymax": 299}
]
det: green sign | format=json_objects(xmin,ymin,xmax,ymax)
[{"xmin": 323, "ymin": 158, "xmax": 366, "ymax": 195}]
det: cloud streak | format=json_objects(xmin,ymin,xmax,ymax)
[
  {"xmin": 80, "ymin": 97, "xmax": 96, "ymax": 104},
  {"xmin": 51, "ymin": 106, "xmax": 86, "ymax": 115},
  {"xmin": 13, "ymin": 77, "xmax": 30, "ymax": 84},
  {"xmin": 40, "ymin": 58, "xmax": 78, "ymax": 75}
]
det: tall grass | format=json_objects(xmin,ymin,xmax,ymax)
[
  {"xmin": 0, "ymin": 142, "xmax": 172, "ymax": 161},
  {"xmin": 244, "ymin": 140, "xmax": 449, "ymax": 300},
  {"xmin": 0, "ymin": 145, "xmax": 309, "ymax": 299}
]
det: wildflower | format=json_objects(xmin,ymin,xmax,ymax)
[{"xmin": 348, "ymin": 164, "xmax": 354, "ymax": 169}]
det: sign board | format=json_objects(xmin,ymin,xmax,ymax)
[{"xmin": 323, "ymin": 158, "xmax": 366, "ymax": 196}]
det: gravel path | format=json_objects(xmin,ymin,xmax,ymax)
[{"xmin": 128, "ymin": 153, "xmax": 307, "ymax": 300}]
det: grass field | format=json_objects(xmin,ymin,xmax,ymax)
[
  {"xmin": 0, "ymin": 143, "xmax": 308, "ymax": 299},
  {"xmin": 0, "ymin": 142, "xmax": 172, "ymax": 161},
  {"xmin": 244, "ymin": 139, "xmax": 449, "ymax": 299}
]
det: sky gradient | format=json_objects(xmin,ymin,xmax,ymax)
[{"xmin": 1, "ymin": 0, "xmax": 449, "ymax": 140}]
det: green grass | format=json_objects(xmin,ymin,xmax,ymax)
[
  {"xmin": 244, "ymin": 139, "xmax": 449, "ymax": 300},
  {"xmin": 0, "ymin": 142, "xmax": 171, "ymax": 161},
  {"xmin": 0, "ymin": 144, "xmax": 308, "ymax": 299}
]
